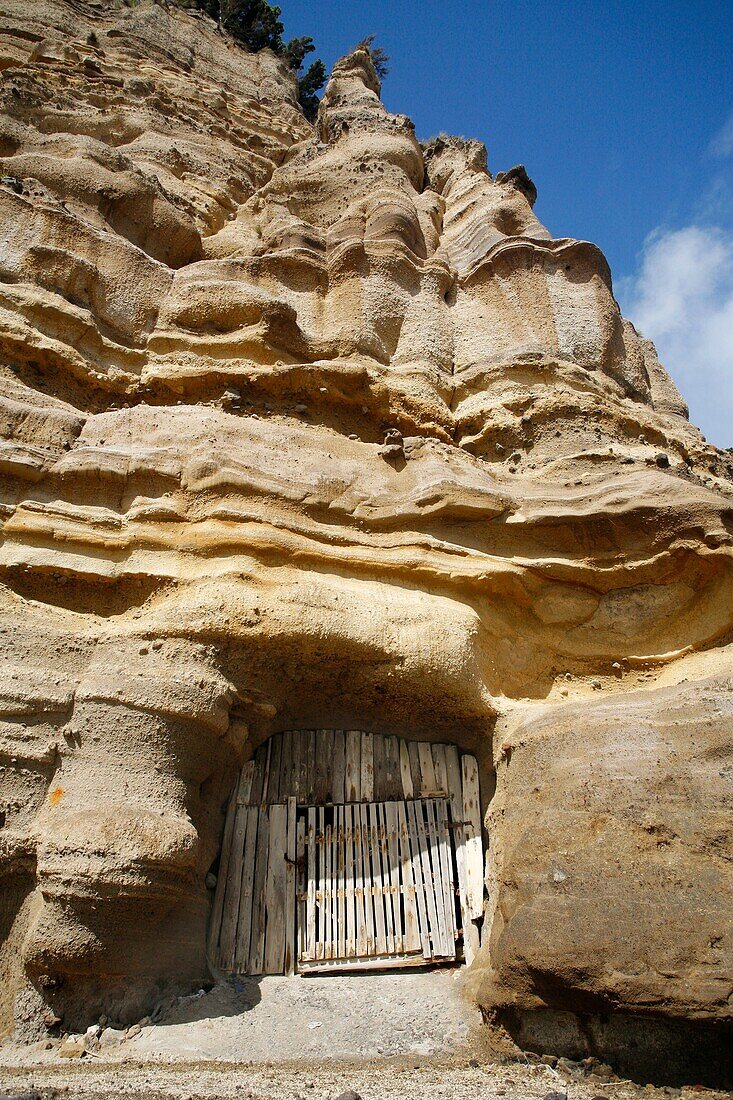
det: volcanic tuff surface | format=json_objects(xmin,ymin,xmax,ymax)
[{"xmin": 0, "ymin": 0, "xmax": 732, "ymax": 1079}]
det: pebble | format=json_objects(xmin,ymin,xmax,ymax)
[
  {"xmin": 59, "ymin": 1035, "xmax": 85, "ymax": 1059},
  {"xmin": 655, "ymin": 452, "xmax": 670, "ymax": 468},
  {"xmin": 335, "ymin": 1093, "xmax": 362, "ymax": 1100},
  {"xmin": 543, "ymin": 1092, "xmax": 567, "ymax": 1100},
  {"xmin": 205, "ymin": 872, "xmax": 217, "ymax": 889},
  {"xmin": 592, "ymin": 679, "xmax": 602, "ymax": 689},
  {"xmin": 126, "ymin": 1023, "xmax": 141, "ymax": 1039},
  {"xmin": 99, "ymin": 1026, "xmax": 126, "ymax": 1045}
]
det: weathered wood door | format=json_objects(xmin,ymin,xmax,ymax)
[
  {"xmin": 208, "ymin": 731, "xmax": 485, "ymax": 976},
  {"xmin": 296, "ymin": 799, "xmax": 457, "ymax": 970}
]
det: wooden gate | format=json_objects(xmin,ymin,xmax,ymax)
[
  {"xmin": 297, "ymin": 799, "xmax": 456, "ymax": 970},
  {"xmin": 208, "ymin": 730, "xmax": 485, "ymax": 976}
]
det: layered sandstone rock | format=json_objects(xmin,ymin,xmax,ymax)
[{"xmin": 0, "ymin": 0, "xmax": 731, "ymax": 1079}]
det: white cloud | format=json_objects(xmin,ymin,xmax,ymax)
[
  {"xmin": 710, "ymin": 111, "xmax": 733, "ymax": 158},
  {"xmin": 617, "ymin": 225, "xmax": 733, "ymax": 448}
]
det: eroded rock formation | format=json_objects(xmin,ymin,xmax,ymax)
[{"xmin": 0, "ymin": 0, "xmax": 731, "ymax": 1080}]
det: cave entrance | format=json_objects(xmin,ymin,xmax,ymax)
[{"xmin": 208, "ymin": 730, "xmax": 484, "ymax": 976}]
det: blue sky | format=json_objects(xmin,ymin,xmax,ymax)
[{"xmin": 280, "ymin": 0, "xmax": 733, "ymax": 447}]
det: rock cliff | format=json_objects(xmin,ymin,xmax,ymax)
[{"xmin": 0, "ymin": 0, "xmax": 731, "ymax": 1082}]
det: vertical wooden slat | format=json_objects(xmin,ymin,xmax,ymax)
[
  {"xmin": 406, "ymin": 800, "xmax": 432, "ymax": 959},
  {"xmin": 337, "ymin": 805, "xmax": 346, "ymax": 960},
  {"xmin": 317, "ymin": 806, "xmax": 326, "ymax": 961},
  {"xmin": 345, "ymin": 730, "xmax": 361, "ymax": 802},
  {"xmin": 397, "ymin": 801, "xmax": 421, "ymax": 952},
  {"xmin": 435, "ymin": 798, "xmax": 457, "ymax": 958},
  {"xmin": 369, "ymin": 802, "xmax": 387, "ymax": 954},
  {"xmin": 360, "ymin": 731, "xmax": 374, "ymax": 801},
  {"xmin": 332, "ymin": 732, "xmax": 345, "ymax": 804},
  {"xmin": 264, "ymin": 803, "xmax": 288, "ymax": 974},
  {"xmin": 306, "ymin": 729, "xmax": 317, "ymax": 803},
  {"xmin": 306, "ymin": 807, "xmax": 316, "ymax": 962},
  {"xmin": 296, "ymin": 814, "xmax": 306, "ymax": 965},
  {"xmin": 218, "ymin": 763, "xmax": 255, "ymax": 969},
  {"xmin": 399, "ymin": 740, "xmax": 414, "ymax": 798},
  {"xmin": 413, "ymin": 799, "xmax": 440, "ymax": 957},
  {"xmin": 462, "ymin": 754, "xmax": 484, "ymax": 920},
  {"xmin": 376, "ymin": 803, "xmax": 394, "ymax": 954},
  {"xmin": 372, "ymin": 734, "xmax": 386, "ymax": 802},
  {"xmin": 418, "ymin": 743, "xmax": 437, "ymax": 796},
  {"xmin": 280, "ymin": 731, "xmax": 293, "ymax": 802},
  {"xmin": 345, "ymin": 804, "xmax": 357, "ymax": 956},
  {"xmin": 294, "ymin": 730, "xmax": 305, "ymax": 800},
  {"xmin": 354, "ymin": 804, "xmax": 367, "ymax": 955},
  {"xmin": 250, "ymin": 744, "xmax": 267, "ymax": 805},
  {"xmin": 408, "ymin": 740, "xmax": 422, "ymax": 796},
  {"xmin": 360, "ymin": 803, "xmax": 375, "ymax": 954},
  {"xmin": 266, "ymin": 734, "xmax": 282, "ymax": 803},
  {"xmin": 323, "ymin": 812, "xmax": 332, "ymax": 959},
  {"xmin": 207, "ymin": 779, "xmax": 237, "ymax": 962},
  {"xmin": 234, "ymin": 805, "xmax": 259, "ymax": 973},
  {"xmin": 285, "ymin": 796, "xmax": 296, "ymax": 975},
  {"xmin": 315, "ymin": 729, "xmax": 330, "ymax": 803},
  {"xmin": 431, "ymin": 744, "xmax": 449, "ymax": 797},
  {"xmin": 385, "ymin": 801, "xmax": 402, "ymax": 952},
  {"xmin": 384, "ymin": 737, "xmax": 401, "ymax": 800},
  {"xmin": 248, "ymin": 806, "xmax": 270, "ymax": 974},
  {"xmin": 424, "ymin": 799, "xmax": 448, "ymax": 957},
  {"xmin": 445, "ymin": 745, "xmax": 479, "ymax": 963}
]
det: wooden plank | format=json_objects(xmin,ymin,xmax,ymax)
[
  {"xmin": 294, "ymin": 730, "xmax": 305, "ymax": 802},
  {"xmin": 399, "ymin": 740, "xmax": 414, "ymax": 799},
  {"xmin": 332, "ymin": 731, "xmax": 345, "ymax": 804},
  {"xmin": 444, "ymin": 745, "xmax": 478, "ymax": 963},
  {"xmin": 207, "ymin": 779, "xmax": 237, "ymax": 962},
  {"xmin": 345, "ymin": 729, "xmax": 361, "ymax": 802},
  {"xmin": 408, "ymin": 740, "xmax": 422, "ymax": 796},
  {"xmin": 360, "ymin": 732, "xmax": 374, "ymax": 801},
  {"xmin": 297, "ymin": 952, "xmax": 433, "ymax": 973},
  {"xmin": 285, "ymin": 797, "xmax": 296, "ymax": 975},
  {"xmin": 306, "ymin": 807, "xmax": 316, "ymax": 962},
  {"xmin": 385, "ymin": 737, "xmax": 402, "ymax": 800},
  {"xmin": 354, "ymin": 803, "xmax": 367, "ymax": 955},
  {"xmin": 414, "ymin": 799, "xmax": 441, "ymax": 957},
  {"xmin": 218, "ymin": 772, "xmax": 253, "ymax": 968},
  {"xmin": 406, "ymin": 800, "xmax": 432, "ymax": 959},
  {"xmin": 360, "ymin": 803, "xmax": 375, "ymax": 954},
  {"xmin": 345, "ymin": 804, "xmax": 356, "ymax": 956},
  {"xmin": 234, "ymin": 805, "xmax": 259, "ymax": 973},
  {"xmin": 376, "ymin": 803, "xmax": 395, "ymax": 953},
  {"xmin": 372, "ymin": 734, "xmax": 386, "ymax": 802},
  {"xmin": 314, "ymin": 730, "xmax": 330, "ymax": 803},
  {"xmin": 306, "ymin": 729, "xmax": 317, "ymax": 803},
  {"xmin": 323, "ymin": 813, "xmax": 332, "ymax": 960},
  {"xmin": 368, "ymin": 802, "xmax": 387, "ymax": 954},
  {"xmin": 265, "ymin": 734, "xmax": 282, "ymax": 803},
  {"xmin": 317, "ymin": 806, "xmax": 326, "ymax": 961},
  {"xmin": 424, "ymin": 798, "xmax": 448, "ymax": 957},
  {"xmin": 280, "ymin": 731, "xmax": 293, "ymax": 802},
  {"xmin": 264, "ymin": 803, "xmax": 288, "ymax": 974},
  {"xmin": 418, "ymin": 742, "xmax": 437, "ymax": 796},
  {"xmin": 296, "ymin": 814, "xmax": 306, "ymax": 963},
  {"xmin": 435, "ymin": 798, "xmax": 457, "ymax": 959},
  {"xmin": 431, "ymin": 744, "xmax": 449, "ymax": 797},
  {"xmin": 397, "ymin": 801, "xmax": 421, "ymax": 952},
  {"xmin": 248, "ymin": 806, "xmax": 270, "ymax": 974},
  {"xmin": 250, "ymin": 744, "xmax": 267, "ymax": 806},
  {"xmin": 385, "ymin": 802, "xmax": 403, "ymax": 953},
  {"xmin": 462, "ymin": 754, "xmax": 484, "ymax": 920},
  {"xmin": 337, "ymin": 804, "xmax": 347, "ymax": 960}
]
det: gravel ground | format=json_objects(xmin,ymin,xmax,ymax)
[{"xmin": 0, "ymin": 1056, "xmax": 729, "ymax": 1100}]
